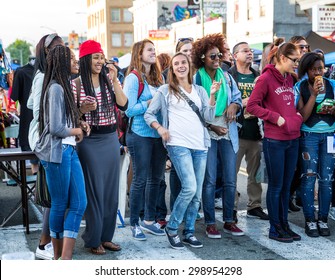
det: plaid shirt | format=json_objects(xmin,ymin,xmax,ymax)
[{"xmin": 72, "ymin": 80, "xmax": 116, "ymax": 126}]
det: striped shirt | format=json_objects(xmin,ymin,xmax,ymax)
[{"xmin": 72, "ymin": 79, "xmax": 116, "ymax": 126}]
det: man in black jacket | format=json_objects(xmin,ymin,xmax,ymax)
[{"xmin": 229, "ymin": 42, "xmax": 268, "ymax": 220}]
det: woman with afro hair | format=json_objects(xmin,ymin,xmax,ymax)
[{"xmin": 193, "ymin": 33, "xmax": 244, "ymax": 238}]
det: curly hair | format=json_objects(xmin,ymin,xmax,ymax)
[
  {"xmin": 192, "ymin": 33, "xmax": 226, "ymax": 69},
  {"xmin": 127, "ymin": 39, "xmax": 163, "ymax": 87}
]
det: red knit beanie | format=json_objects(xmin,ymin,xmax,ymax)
[{"xmin": 79, "ymin": 40, "xmax": 104, "ymax": 58}]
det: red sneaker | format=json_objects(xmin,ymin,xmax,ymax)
[
  {"xmin": 206, "ymin": 224, "xmax": 222, "ymax": 239},
  {"xmin": 223, "ymin": 222, "xmax": 244, "ymax": 236}
]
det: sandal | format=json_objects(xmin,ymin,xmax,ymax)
[
  {"xmin": 102, "ymin": 241, "xmax": 121, "ymax": 252},
  {"xmin": 90, "ymin": 245, "xmax": 106, "ymax": 255}
]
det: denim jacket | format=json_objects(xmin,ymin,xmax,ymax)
[
  {"xmin": 194, "ymin": 71, "xmax": 242, "ymax": 153},
  {"xmin": 144, "ymin": 84, "xmax": 216, "ymax": 148}
]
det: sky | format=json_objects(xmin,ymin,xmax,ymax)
[{"xmin": 0, "ymin": 0, "xmax": 87, "ymax": 49}]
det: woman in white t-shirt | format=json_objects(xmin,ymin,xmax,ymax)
[{"xmin": 144, "ymin": 52, "xmax": 218, "ymax": 249}]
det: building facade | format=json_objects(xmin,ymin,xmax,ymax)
[{"xmin": 86, "ymin": 0, "xmax": 133, "ymax": 58}]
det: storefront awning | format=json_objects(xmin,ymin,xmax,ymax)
[{"xmin": 296, "ymin": 0, "xmax": 335, "ymax": 10}]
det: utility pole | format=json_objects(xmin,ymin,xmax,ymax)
[{"xmin": 200, "ymin": 0, "xmax": 204, "ymax": 37}]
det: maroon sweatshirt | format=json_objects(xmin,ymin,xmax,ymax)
[{"xmin": 246, "ymin": 64, "xmax": 303, "ymax": 140}]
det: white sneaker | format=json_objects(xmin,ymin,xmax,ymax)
[
  {"xmin": 35, "ymin": 242, "xmax": 54, "ymax": 260},
  {"xmin": 329, "ymin": 207, "xmax": 335, "ymax": 221},
  {"xmin": 215, "ymin": 198, "xmax": 223, "ymax": 209}
]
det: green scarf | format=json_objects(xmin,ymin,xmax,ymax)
[{"xmin": 198, "ymin": 67, "xmax": 227, "ymax": 116}]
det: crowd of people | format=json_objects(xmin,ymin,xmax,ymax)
[{"xmin": 2, "ymin": 31, "xmax": 335, "ymax": 259}]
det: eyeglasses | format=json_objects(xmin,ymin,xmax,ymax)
[
  {"xmin": 44, "ymin": 33, "xmax": 58, "ymax": 48},
  {"xmin": 207, "ymin": 53, "xmax": 223, "ymax": 60},
  {"xmin": 284, "ymin": 55, "xmax": 299, "ymax": 64},
  {"xmin": 310, "ymin": 67, "xmax": 324, "ymax": 73},
  {"xmin": 178, "ymin": 37, "xmax": 194, "ymax": 43},
  {"xmin": 298, "ymin": 44, "xmax": 310, "ymax": 50}
]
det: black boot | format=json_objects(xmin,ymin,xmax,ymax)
[{"xmin": 289, "ymin": 198, "xmax": 300, "ymax": 212}]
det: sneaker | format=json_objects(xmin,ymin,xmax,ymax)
[
  {"xmin": 305, "ymin": 220, "xmax": 319, "ymax": 238},
  {"xmin": 318, "ymin": 220, "xmax": 330, "ymax": 236},
  {"xmin": 35, "ymin": 242, "xmax": 54, "ymax": 260},
  {"xmin": 269, "ymin": 224, "xmax": 293, "ymax": 243},
  {"xmin": 140, "ymin": 221, "xmax": 165, "ymax": 236},
  {"xmin": 215, "ymin": 198, "xmax": 223, "ymax": 209},
  {"xmin": 205, "ymin": 224, "xmax": 222, "ymax": 239},
  {"xmin": 247, "ymin": 207, "xmax": 269, "ymax": 220},
  {"xmin": 131, "ymin": 225, "xmax": 147, "ymax": 241},
  {"xmin": 182, "ymin": 235, "xmax": 203, "ymax": 248},
  {"xmin": 164, "ymin": 228, "xmax": 184, "ymax": 250},
  {"xmin": 329, "ymin": 207, "xmax": 335, "ymax": 221},
  {"xmin": 223, "ymin": 222, "xmax": 245, "ymax": 236},
  {"xmin": 282, "ymin": 224, "xmax": 301, "ymax": 241},
  {"xmin": 288, "ymin": 199, "xmax": 300, "ymax": 212},
  {"xmin": 157, "ymin": 219, "xmax": 167, "ymax": 229}
]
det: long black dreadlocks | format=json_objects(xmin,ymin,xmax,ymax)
[
  {"xmin": 79, "ymin": 55, "xmax": 116, "ymax": 125},
  {"xmin": 39, "ymin": 45, "xmax": 79, "ymax": 133}
]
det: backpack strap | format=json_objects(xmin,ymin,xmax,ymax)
[{"xmin": 130, "ymin": 70, "xmax": 144, "ymax": 98}]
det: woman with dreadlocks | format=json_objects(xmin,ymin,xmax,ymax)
[
  {"xmin": 36, "ymin": 45, "xmax": 87, "ymax": 260},
  {"xmin": 73, "ymin": 40, "xmax": 128, "ymax": 255}
]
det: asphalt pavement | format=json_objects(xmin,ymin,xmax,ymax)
[{"xmin": 0, "ymin": 165, "xmax": 335, "ymax": 261}]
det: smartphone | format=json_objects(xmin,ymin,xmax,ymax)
[{"xmin": 85, "ymin": 95, "xmax": 96, "ymax": 103}]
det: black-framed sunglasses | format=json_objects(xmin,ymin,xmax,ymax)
[
  {"xmin": 178, "ymin": 37, "xmax": 194, "ymax": 42},
  {"xmin": 299, "ymin": 44, "xmax": 310, "ymax": 50},
  {"xmin": 284, "ymin": 55, "xmax": 299, "ymax": 64},
  {"xmin": 208, "ymin": 53, "xmax": 223, "ymax": 60},
  {"xmin": 44, "ymin": 33, "xmax": 58, "ymax": 48}
]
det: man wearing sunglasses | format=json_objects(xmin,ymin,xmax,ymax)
[{"xmin": 229, "ymin": 42, "xmax": 269, "ymax": 221}]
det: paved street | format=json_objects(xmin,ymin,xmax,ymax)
[{"xmin": 0, "ymin": 166, "xmax": 334, "ymax": 260}]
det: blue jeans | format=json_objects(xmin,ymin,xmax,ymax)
[
  {"xmin": 166, "ymin": 145, "xmax": 207, "ymax": 237},
  {"xmin": 203, "ymin": 138, "xmax": 237, "ymax": 224},
  {"xmin": 41, "ymin": 145, "xmax": 87, "ymax": 239},
  {"xmin": 300, "ymin": 131, "xmax": 335, "ymax": 220},
  {"xmin": 263, "ymin": 138, "xmax": 299, "ymax": 226},
  {"xmin": 127, "ymin": 132, "xmax": 167, "ymax": 226}
]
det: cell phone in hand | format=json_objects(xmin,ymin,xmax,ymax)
[{"xmin": 85, "ymin": 95, "xmax": 96, "ymax": 103}]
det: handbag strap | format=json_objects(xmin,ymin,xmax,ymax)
[{"xmin": 178, "ymin": 88, "xmax": 207, "ymax": 127}]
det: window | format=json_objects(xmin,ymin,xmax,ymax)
[
  {"xmin": 112, "ymin": 33, "xmax": 122, "ymax": 47},
  {"xmin": 123, "ymin": 9, "xmax": 133, "ymax": 22},
  {"xmin": 234, "ymin": 0, "xmax": 239, "ymax": 23},
  {"xmin": 260, "ymin": 0, "xmax": 266, "ymax": 17},
  {"xmin": 111, "ymin": 8, "xmax": 121, "ymax": 22},
  {"xmin": 247, "ymin": 0, "xmax": 253, "ymax": 20},
  {"xmin": 124, "ymin": 33, "xmax": 133, "ymax": 47}
]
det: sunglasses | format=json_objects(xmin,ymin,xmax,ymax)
[
  {"xmin": 178, "ymin": 37, "xmax": 194, "ymax": 42},
  {"xmin": 44, "ymin": 33, "xmax": 58, "ymax": 48},
  {"xmin": 207, "ymin": 53, "xmax": 223, "ymax": 60},
  {"xmin": 298, "ymin": 44, "xmax": 310, "ymax": 50},
  {"xmin": 284, "ymin": 55, "xmax": 299, "ymax": 64}
]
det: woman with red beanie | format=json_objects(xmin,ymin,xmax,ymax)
[{"xmin": 73, "ymin": 40, "xmax": 128, "ymax": 255}]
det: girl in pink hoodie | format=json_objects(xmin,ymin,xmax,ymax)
[{"xmin": 247, "ymin": 43, "xmax": 303, "ymax": 243}]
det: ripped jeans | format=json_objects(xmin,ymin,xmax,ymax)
[{"xmin": 300, "ymin": 131, "xmax": 335, "ymax": 221}]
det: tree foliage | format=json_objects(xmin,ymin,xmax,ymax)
[{"xmin": 6, "ymin": 40, "xmax": 32, "ymax": 65}]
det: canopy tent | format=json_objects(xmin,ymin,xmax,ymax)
[
  {"xmin": 304, "ymin": 30, "xmax": 335, "ymax": 54},
  {"xmin": 325, "ymin": 52, "xmax": 335, "ymax": 66}
]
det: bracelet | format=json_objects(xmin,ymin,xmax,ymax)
[{"xmin": 156, "ymin": 125, "xmax": 162, "ymax": 131}]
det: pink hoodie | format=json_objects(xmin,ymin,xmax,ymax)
[{"xmin": 246, "ymin": 64, "xmax": 303, "ymax": 141}]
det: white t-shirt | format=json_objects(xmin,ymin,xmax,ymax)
[{"xmin": 167, "ymin": 85, "xmax": 206, "ymax": 150}]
